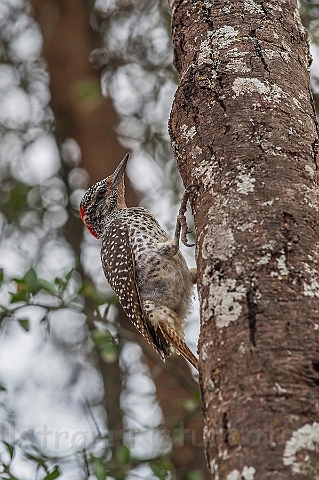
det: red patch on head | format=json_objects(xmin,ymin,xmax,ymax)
[
  {"xmin": 79, "ymin": 205, "xmax": 85, "ymax": 221},
  {"xmin": 80, "ymin": 205, "xmax": 98, "ymax": 239}
]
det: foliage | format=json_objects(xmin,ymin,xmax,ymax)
[{"xmin": 2, "ymin": 0, "xmax": 317, "ymax": 477}]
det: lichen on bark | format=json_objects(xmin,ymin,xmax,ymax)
[{"xmin": 169, "ymin": 0, "xmax": 319, "ymax": 477}]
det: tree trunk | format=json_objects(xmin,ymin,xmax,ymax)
[{"xmin": 169, "ymin": 0, "xmax": 319, "ymax": 477}]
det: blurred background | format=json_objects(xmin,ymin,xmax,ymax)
[{"xmin": 0, "ymin": 0, "xmax": 318, "ymax": 479}]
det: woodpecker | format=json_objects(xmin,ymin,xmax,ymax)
[{"xmin": 80, "ymin": 154, "xmax": 198, "ymax": 370}]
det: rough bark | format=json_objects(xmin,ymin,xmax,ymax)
[{"xmin": 169, "ymin": 0, "xmax": 319, "ymax": 478}]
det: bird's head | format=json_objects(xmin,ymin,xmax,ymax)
[{"xmin": 80, "ymin": 153, "xmax": 129, "ymax": 238}]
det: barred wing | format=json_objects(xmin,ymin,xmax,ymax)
[{"xmin": 101, "ymin": 219, "xmax": 170, "ymax": 359}]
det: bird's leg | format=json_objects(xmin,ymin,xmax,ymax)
[
  {"xmin": 175, "ymin": 185, "xmax": 197, "ymax": 248},
  {"xmin": 156, "ymin": 185, "xmax": 198, "ymax": 259}
]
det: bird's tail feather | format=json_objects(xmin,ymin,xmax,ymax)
[{"xmin": 160, "ymin": 323, "xmax": 199, "ymax": 371}]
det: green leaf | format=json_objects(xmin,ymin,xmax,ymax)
[
  {"xmin": 54, "ymin": 277, "xmax": 65, "ymax": 289},
  {"xmin": 182, "ymin": 398, "xmax": 198, "ymax": 413},
  {"xmin": 91, "ymin": 455, "xmax": 106, "ymax": 480},
  {"xmin": 11, "ymin": 291, "xmax": 28, "ymax": 303},
  {"xmin": 65, "ymin": 268, "xmax": 75, "ymax": 283},
  {"xmin": 0, "ymin": 306, "xmax": 8, "ymax": 323},
  {"xmin": 0, "ymin": 384, "xmax": 6, "ymax": 391},
  {"xmin": 0, "ymin": 268, "xmax": 4, "ymax": 287},
  {"xmin": 23, "ymin": 268, "xmax": 39, "ymax": 295},
  {"xmin": 115, "ymin": 445, "xmax": 130, "ymax": 466},
  {"xmin": 187, "ymin": 471, "xmax": 204, "ymax": 480},
  {"xmin": 0, "ymin": 181, "xmax": 30, "ymax": 223},
  {"xmin": 150, "ymin": 462, "xmax": 165, "ymax": 480},
  {"xmin": 91, "ymin": 330, "xmax": 112, "ymax": 346},
  {"xmin": 78, "ymin": 283, "xmax": 107, "ymax": 306},
  {"xmin": 76, "ymin": 79, "xmax": 101, "ymax": 102},
  {"xmin": 100, "ymin": 344, "xmax": 118, "ymax": 364},
  {"xmin": 37, "ymin": 279, "xmax": 56, "ymax": 294},
  {"xmin": 25, "ymin": 453, "xmax": 49, "ymax": 472},
  {"xmin": 3, "ymin": 441, "xmax": 14, "ymax": 459},
  {"xmin": 18, "ymin": 319, "xmax": 30, "ymax": 332},
  {"xmin": 11, "ymin": 268, "xmax": 52, "ymax": 301},
  {"xmin": 193, "ymin": 387, "xmax": 201, "ymax": 401},
  {"xmin": 91, "ymin": 330, "xmax": 118, "ymax": 363},
  {"xmin": 43, "ymin": 466, "xmax": 61, "ymax": 480},
  {"xmin": 150, "ymin": 458, "xmax": 174, "ymax": 480}
]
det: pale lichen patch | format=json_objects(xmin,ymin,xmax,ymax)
[
  {"xmin": 242, "ymin": 467, "xmax": 256, "ymax": 480},
  {"xmin": 198, "ymin": 26, "xmax": 240, "ymax": 72},
  {"xmin": 268, "ymin": 2, "xmax": 282, "ymax": 11},
  {"xmin": 244, "ymin": 0, "xmax": 264, "ymax": 14},
  {"xmin": 201, "ymin": 268, "xmax": 245, "ymax": 328},
  {"xmin": 226, "ymin": 466, "xmax": 256, "ymax": 480},
  {"xmin": 277, "ymin": 251, "xmax": 289, "ymax": 277},
  {"xmin": 300, "ymin": 184, "xmax": 319, "ymax": 211},
  {"xmin": 281, "ymin": 51, "xmax": 290, "ymax": 62},
  {"xmin": 199, "ymin": 200, "xmax": 239, "ymax": 261},
  {"xmin": 207, "ymin": 275, "xmax": 246, "ymax": 328},
  {"xmin": 283, "ymin": 422, "xmax": 319, "ymax": 474},
  {"xmin": 226, "ymin": 47, "xmax": 249, "ymax": 59},
  {"xmin": 198, "ymin": 40, "xmax": 213, "ymax": 65},
  {"xmin": 256, "ymin": 240, "xmax": 276, "ymax": 267},
  {"xmin": 262, "ymin": 199, "xmax": 275, "ymax": 206},
  {"xmin": 263, "ymin": 49, "xmax": 279, "ymax": 60},
  {"xmin": 282, "ymin": 41, "xmax": 292, "ymax": 53},
  {"xmin": 202, "ymin": 340, "xmax": 214, "ymax": 361},
  {"xmin": 219, "ymin": 448, "xmax": 230, "ymax": 460},
  {"xmin": 232, "ymin": 78, "xmax": 287, "ymax": 103},
  {"xmin": 193, "ymin": 158, "xmax": 218, "ymax": 188},
  {"xmin": 236, "ymin": 172, "xmax": 255, "ymax": 194},
  {"xmin": 208, "ymin": 379, "xmax": 216, "ymax": 391},
  {"xmin": 292, "ymin": 97, "xmax": 302, "ymax": 109},
  {"xmin": 180, "ymin": 124, "xmax": 197, "ymax": 142},
  {"xmin": 226, "ymin": 57, "xmax": 250, "ymax": 74},
  {"xmin": 236, "ymin": 220, "xmax": 257, "ymax": 232},
  {"xmin": 233, "ymin": 77, "xmax": 268, "ymax": 96},
  {"xmin": 222, "ymin": 4, "xmax": 232, "ymax": 13},
  {"xmin": 257, "ymin": 253, "xmax": 271, "ymax": 266},
  {"xmin": 202, "ymin": 226, "xmax": 235, "ymax": 261},
  {"xmin": 210, "ymin": 459, "xmax": 219, "ymax": 480},
  {"xmin": 303, "ymin": 263, "xmax": 319, "ymax": 298},
  {"xmin": 212, "ymin": 26, "xmax": 239, "ymax": 49},
  {"xmin": 238, "ymin": 342, "xmax": 247, "ymax": 354},
  {"xmin": 264, "ymin": 240, "xmax": 276, "ymax": 251},
  {"xmin": 190, "ymin": 145, "xmax": 203, "ymax": 159},
  {"xmin": 274, "ymin": 382, "xmax": 288, "ymax": 393},
  {"xmin": 305, "ymin": 164, "xmax": 315, "ymax": 179},
  {"xmin": 298, "ymin": 91, "xmax": 308, "ymax": 101}
]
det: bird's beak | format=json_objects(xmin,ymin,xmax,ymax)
[{"xmin": 112, "ymin": 153, "xmax": 129, "ymax": 186}]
